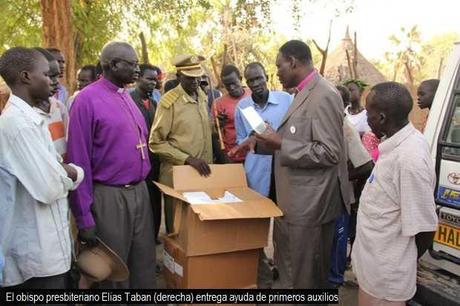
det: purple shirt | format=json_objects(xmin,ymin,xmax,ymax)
[{"xmin": 67, "ymin": 78, "xmax": 151, "ymax": 229}]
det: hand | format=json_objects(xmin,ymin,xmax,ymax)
[
  {"xmin": 217, "ymin": 111, "xmax": 228, "ymax": 128},
  {"xmin": 185, "ymin": 156, "xmax": 211, "ymax": 177},
  {"xmin": 61, "ymin": 163, "xmax": 78, "ymax": 182},
  {"xmin": 78, "ymin": 227, "xmax": 98, "ymax": 247},
  {"xmin": 228, "ymin": 136, "xmax": 256, "ymax": 157},
  {"xmin": 255, "ymin": 125, "xmax": 282, "ymax": 150}
]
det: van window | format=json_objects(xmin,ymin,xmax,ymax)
[{"xmin": 442, "ymin": 94, "xmax": 460, "ymax": 156}]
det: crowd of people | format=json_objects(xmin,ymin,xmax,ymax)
[{"xmin": 0, "ymin": 39, "xmax": 441, "ymax": 306}]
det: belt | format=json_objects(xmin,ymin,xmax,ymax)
[
  {"xmin": 121, "ymin": 181, "xmax": 142, "ymax": 188},
  {"xmin": 95, "ymin": 181, "xmax": 142, "ymax": 188}
]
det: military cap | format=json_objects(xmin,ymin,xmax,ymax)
[{"xmin": 172, "ymin": 54, "xmax": 205, "ymax": 77}]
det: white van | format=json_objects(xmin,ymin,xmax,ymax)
[{"xmin": 423, "ymin": 41, "xmax": 460, "ymax": 277}]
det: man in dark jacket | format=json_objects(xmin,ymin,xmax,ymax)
[{"xmin": 130, "ymin": 64, "xmax": 162, "ymax": 244}]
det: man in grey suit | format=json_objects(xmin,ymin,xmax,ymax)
[{"xmin": 254, "ymin": 40, "xmax": 351, "ymax": 291}]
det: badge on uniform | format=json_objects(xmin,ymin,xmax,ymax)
[{"xmin": 290, "ymin": 125, "xmax": 296, "ymax": 134}]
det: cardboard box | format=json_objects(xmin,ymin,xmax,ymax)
[
  {"xmin": 155, "ymin": 164, "xmax": 283, "ymax": 256},
  {"xmin": 163, "ymin": 236, "xmax": 259, "ymax": 289}
]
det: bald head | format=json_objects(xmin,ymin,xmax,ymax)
[
  {"xmin": 100, "ymin": 42, "xmax": 136, "ymax": 66},
  {"xmin": 370, "ymin": 82, "xmax": 412, "ymax": 121},
  {"xmin": 366, "ymin": 82, "xmax": 412, "ymax": 137},
  {"xmin": 99, "ymin": 41, "xmax": 139, "ymax": 86}
]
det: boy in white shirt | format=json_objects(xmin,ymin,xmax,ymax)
[{"xmin": 0, "ymin": 47, "xmax": 83, "ymax": 289}]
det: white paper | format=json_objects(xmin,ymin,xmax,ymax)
[
  {"xmin": 163, "ymin": 250, "xmax": 175, "ymax": 273},
  {"xmin": 240, "ymin": 106, "xmax": 266, "ymax": 134},
  {"xmin": 174, "ymin": 262, "xmax": 183, "ymax": 277},
  {"xmin": 182, "ymin": 191, "xmax": 242, "ymax": 205}
]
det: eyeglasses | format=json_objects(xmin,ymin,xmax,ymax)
[{"xmin": 113, "ymin": 58, "xmax": 139, "ymax": 68}]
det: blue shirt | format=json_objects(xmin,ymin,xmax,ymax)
[
  {"xmin": 56, "ymin": 83, "xmax": 68, "ymax": 105},
  {"xmin": 234, "ymin": 91, "xmax": 293, "ymax": 196},
  {"xmin": 152, "ymin": 89, "xmax": 161, "ymax": 104}
]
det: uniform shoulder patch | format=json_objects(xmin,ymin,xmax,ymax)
[{"xmin": 159, "ymin": 89, "xmax": 180, "ymax": 109}]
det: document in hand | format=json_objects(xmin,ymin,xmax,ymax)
[{"xmin": 240, "ymin": 106, "xmax": 266, "ymax": 134}]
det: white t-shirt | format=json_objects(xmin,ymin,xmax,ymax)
[
  {"xmin": 351, "ymin": 123, "xmax": 438, "ymax": 301},
  {"xmin": 344, "ymin": 118, "xmax": 372, "ymax": 168},
  {"xmin": 345, "ymin": 105, "xmax": 371, "ymax": 134}
]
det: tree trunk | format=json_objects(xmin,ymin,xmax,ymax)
[
  {"xmin": 345, "ymin": 50, "xmax": 354, "ymax": 79},
  {"xmin": 139, "ymin": 32, "xmax": 149, "ymax": 64},
  {"xmin": 312, "ymin": 20, "xmax": 332, "ymax": 76},
  {"xmin": 353, "ymin": 32, "xmax": 358, "ymax": 79},
  {"xmin": 40, "ymin": 0, "xmax": 76, "ymax": 94},
  {"xmin": 437, "ymin": 57, "xmax": 444, "ymax": 79}
]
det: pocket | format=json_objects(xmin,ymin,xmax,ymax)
[{"xmin": 288, "ymin": 167, "xmax": 325, "ymax": 186}]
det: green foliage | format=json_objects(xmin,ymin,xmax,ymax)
[
  {"xmin": 419, "ymin": 32, "xmax": 460, "ymax": 80},
  {"xmin": 373, "ymin": 27, "xmax": 460, "ymax": 86},
  {"xmin": 72, "ymin": 1, "xmax": 125, "ymax": 66},
  {"xmin": 0, "ymin": 0, "xmax": 41, "ymax": 52}
]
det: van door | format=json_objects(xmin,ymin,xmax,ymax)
[{"xmin": 433, "ymin": 70, "xmax": 460, "ymax": 261}]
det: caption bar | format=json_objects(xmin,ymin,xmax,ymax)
[{"xmin": 1, "ymin": 289, "xmax": 339, "ymax": 304}]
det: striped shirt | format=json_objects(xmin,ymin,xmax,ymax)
[
  {"xmin": 352, "ymin": 123, "xmax": 438, "ymax": 301},
  {"xmin": 35, "ymin": 97, "xmax": 68, "ymax": 158}
]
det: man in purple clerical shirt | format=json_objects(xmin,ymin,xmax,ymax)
[{"xmin": 67, "ymin": 42, "xmax": 156, "ymax": 289}]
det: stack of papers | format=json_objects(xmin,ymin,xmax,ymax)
[{"xmin": 182, "ymin": 191, "xmax": 243, "ymax": 205}]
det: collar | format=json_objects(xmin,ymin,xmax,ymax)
[
  {"xmin": 33, "ymin": 106, "xmax": 49, "ymax": 117},
  {"xmin": 297, "ymin": 69, "xmax": 317, "ymax": 91},
  {"xmin": 378, "ymin": 122, "xmax": 415, "ymax": 156},
  {"xmin": 249, "ymin": 91, "xmax": 279, "ymax": 109},
  {"xmin": 100, "ymin": 77, "xmax": 128, "ymax": 93},
  {"xmin": 8, "ymin": 95, "xmax": 44, "ymax": 125},
  {"xmin": 177, "ymin": 84, "xmax": 206, "ymax": 104}
]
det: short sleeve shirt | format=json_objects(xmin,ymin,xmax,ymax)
[{"xmin": 351, "ymin": 123, "xmax": 438, "ymax": 301}]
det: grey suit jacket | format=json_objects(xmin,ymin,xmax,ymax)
[{"xmin": 274, "ymin": 73, "xmax": 351, "ymax": 226}]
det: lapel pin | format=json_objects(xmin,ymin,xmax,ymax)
[{"xmin": 290, "ymin": 126, "xmax": 296, "ymax": 134}]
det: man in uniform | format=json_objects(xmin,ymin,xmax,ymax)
[{"xmin": 149, "ymin": 54, "xmax": 213, "ymax": 234}]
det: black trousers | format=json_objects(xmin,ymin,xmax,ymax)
[
  {"xmin": 147, "ymin": 154, "xmax": 162, "ymax": 240},
  {"xmin": 146, "ymin": 177, "xmax": 162, "ymax": 240}
]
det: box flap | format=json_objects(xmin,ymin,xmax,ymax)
[
  {"xmin": 190, "ymin": 201, "xmax": 282, "ymax": 220},
  {"xmin": 189, "ymin": 188, "xmax": 283, "ymax": 220},
  {"xmin": 154, "ymin": 182, "xmax": 187, "ymax": 202},
  {"xmin": 173, "ymin": 164, "xmax": 247, "ymax": 191}
]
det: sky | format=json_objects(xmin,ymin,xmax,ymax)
[{"xmin": 271, "ymin": 0, "xmax": 460, "ymax": 60}]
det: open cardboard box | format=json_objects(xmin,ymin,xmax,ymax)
[
  {"xmin": 155, "ymin": 164, "xmax": 283, "ymax": 256},
  {"xmin": 163, "ymin": 236, "xmax": 259, "ymax": 289}
]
